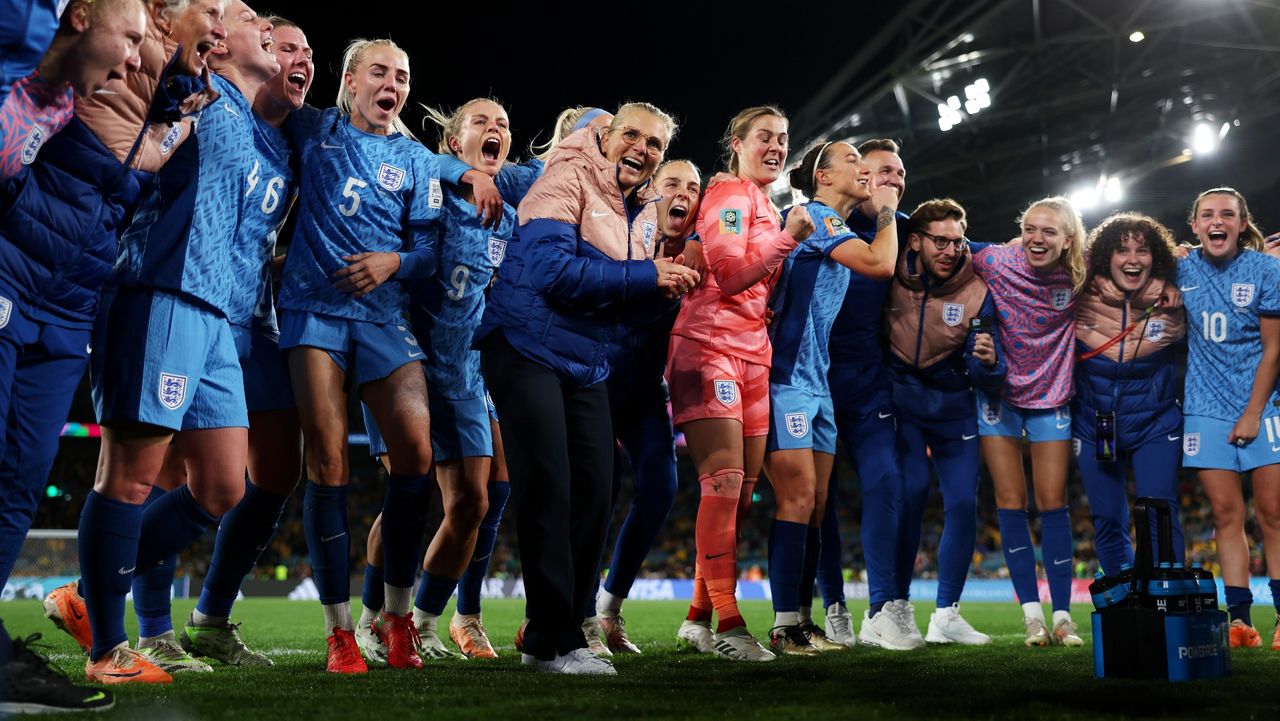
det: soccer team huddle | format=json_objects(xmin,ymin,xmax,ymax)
[{"xmin": 4, "ymin": 0, "xmax": 1280, "ymax": 690}]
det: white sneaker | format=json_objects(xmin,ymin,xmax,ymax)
[
  {"xmin": 1024, "ymin": 616, "xmax": 1050, "ymax": 647},
  {"xmin": 522, "ymin": 647, "xmax": 616, "ymax": 675},
  {"xmin": 893, "ymin": 599, "xmax": 924, "ymax": 643},
  {"xmin": 925, "ymin": 604, "xmax": 991, "ymax": 645},
  {"xmin": 581, "ymin": 617, "xmax": 614, "ymax": 657},
  {"xmin": 354, "ymin": 617, "xmax": 388, "ymax": 663},
  {"xmin": 416, "ymin": 617, "xmax": 461, "ymax": 659},
  {"xmin": 1051, "ymin": 617, "xmax": 1083, "ymax": 647},
  {"xmin": 675, "ymin": 619, "xmax": 714, "ymax": 654},
  {"xmin": 711, "ymin": 626, "xmax": 776, "ymax": 662},
  {"xmin": 823, "ymin": 602, "xmax": 857, "ymax": 647},
  {"xmin": 860, "ymin": 608, "xmax": 924, "ymax": 651}
]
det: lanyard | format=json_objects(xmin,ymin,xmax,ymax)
[{"xmin": 1078, "ymin": 303, "xmax": 1156, "ymax": 362}]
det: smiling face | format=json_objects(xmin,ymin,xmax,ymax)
[
  {"xmin": 211, "ymin": 1, "xmax": 277, "ymax": 81},
  {"xmin": 911, "ymin": 218, "xmax": 967, "ymax": 280},
  {"xmin": 601, "ymin": 109, "xmax": 668, "ymax": 190},
  {"xmin": 862, "ymin": 149, "xmax": 906, "ymax": 199},
  {"xmin": 449, "ymin": 100, "xmax": 511, "ymax": 177},
  {"xmin": 1191, "ymin": 192, "xmax": 1244, "ymax": 261},
  {"xmin": 814, "ymin": 142, "xmax": 868, "ymax": 202},
  {"xmin": 732, "ymin": 113, "xmax": 788, "ymax": 187},
  {"xmin": 1020, "ymin": 206, "xmax": 1073, "ymax": 272},
  {"xmin": 344, "ymin": 44, "xmax": 409, "ymax": 135},
  {"xmin": 164, "ymin": 0, "xmax": 227, "ymax": 76},
  {"xmin": 263, "ymin": 23, "xmax": 311, "ymax": 111},
  {"xmin": 655, "ymin": 161, "xmax": 701, "ymax": 239},
  {"xmin": 1107, "ymin": 233, "xmax": 1153, "ymax": 292}
]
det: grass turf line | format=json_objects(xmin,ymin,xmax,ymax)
[{"xmin": 2, "ymin": 598, "xmax": 1278, "ymax": 720}]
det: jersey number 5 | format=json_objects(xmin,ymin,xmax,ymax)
[{"xmin": 339, "ymin": 177, "xmax": 368, "ymax": 217}]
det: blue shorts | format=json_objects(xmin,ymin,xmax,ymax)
[
  {"xmin": 232, "ymin": 324, "xmax": 294, "ymax": 414},
  {"xmin": 92, "ymin": 287, "xmax": 247, "ymax": 431},
  {"xmin": 767, "ymin": 383, "xmax": 838, "ymax": 454},
  {"xmin": 279, "ymin": 310, "xmax": 422, "ymax": 387},
  {"xmin": 363, "ymin": 394, "xmax": 493, "ymax": 462},
  {"xmin": 1182, "ymin": 414, "xmax": 1280, "ymax": 472},
  {"xmin": 976, "ymin": 397, "xmax": 1072, "ymax": 442}
]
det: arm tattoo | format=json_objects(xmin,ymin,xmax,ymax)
[{"xmin": 876, "ymin": 206, "xmax": 895, "ymax": 232}]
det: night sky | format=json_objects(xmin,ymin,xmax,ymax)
[{"xmin": 259, "ymin": 2, "xmax": 899, "ymax": 177}]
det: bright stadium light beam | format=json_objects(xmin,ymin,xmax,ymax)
[
  {"xmin": 1129, "ymin": 30, "xmax": 1145, "ymax": 43},
  {"xmin": 1191, "ymin": 122, "xmax": 1217, "ymax": 155},
  {"xmin": 1070, "ymin": 186, "xmax": 1100, "ymax": 211},
  {"xmin": 1104, "ymin": 176, "xmax": 1123, "ymax": 203}
]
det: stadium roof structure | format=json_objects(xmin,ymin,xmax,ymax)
[{"xmin": 785, "ymin": 0, "xmax": 1280, "ymax": 241}]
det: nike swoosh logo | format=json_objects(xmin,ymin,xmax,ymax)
[
  {"xmin": 101, "ymin": 669, "xmax": 143, "ymax": 678},
  {"xmin": 1179, "ymin": 286, "xmax": 1198, "ymax": 292},
  {"xmin": 1056, "ymin": 422, "xmax": 1071, "ymax": 430},
  {"xmin": 71, "ymin": 605, "xmax": 84, "ymax": 621},
  {"xmin": 82, "ymin": 692, "xmax": 108, "ymax": 702},
  {"xmin": 1007, "ymin": 546, "xmax": 1028, "ymax": 554},
  {"xmin": 1272, "ymin": 445, "xmax": 1280, "ymax": 453},
  {"xmin": 962, "ymin": 434, "xmax": 977, "ymax": 440},
  {"xmin": 320, "ymin": 141, "xmax": 342, "ymax": 150},
  {"xmin": 1053, "ymin": 558, "xmax": 1072, "ymax": 566},
  {"xmin": 321, "ymin": 533, "xmax": 346, "ymax": 542},
  {"xmin": 1168, "ymin": 435, "xmax": 1180, "ymax": 442},
  {"xmin": 409, "ymin": 351, "xmax": 424, "ymax": 358},
  {"xmin": 118, "ymin": 566, "xmax": 135, "ymax": 575},
  {"xmin": 223, "ymin": 105, "xmax": 240, "ymax": 117},
  {"xmin": 878, "ymin": 412, "xmax": 893, "ymax": 419},
  {"xmin": 590, "ymin": 210, "xmax": 610, "ymax": 218},
  {"xmin": 705, "ymin": 552, "xmax": 731, "ymax": 560}
]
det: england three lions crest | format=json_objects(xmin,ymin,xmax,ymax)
[
  {"xmin": 488, "ymin": 237, "xmax": 507, "ymax": 267},
  {"xmin": 785, "ymin": 412, "xmax": 809, "ymax": 438},
  {"xmin": 21, "ymin": 125, "xmax": 48, "ymax": 165},
  {"xmin": 0, "ymin": 295, "xmax": 11, "ymax": 329},
  {"xmin": 714, "ymin": 380, "xmax": 738, "ymax": 407},
  {"xmin": 641, "ymin": 222, "xmax": 656, "ymax": 253},
  {"xmin": 159, "ymin": 373, "xmax": 188, "ymax": 410},
  {"xmin": 1183, "ymin": 433, "xmax": 1200, "ymax": 457},
  {"xmin": 377, "ymin": 163, "xmax": 406, "ymax": 192},
  {"xmin": 1051, "ymin": 288, "xmax": 1072, "ymax": 311},
  {"xmin": 1144, "ymin": 319, "xmax": 1165, "ymax": 342},
  {"xmin": 942, "ymin": 303, "xmax": 965, "ymax": 327},
  {"xmin": 1232, "ymin": 283, "xmax": 1255, "ymax": 308}
]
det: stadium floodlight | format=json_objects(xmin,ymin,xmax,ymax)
[
  {"xmin": 937, "ymin": 102, "xmax": 962, "ymax": 132},
  {"xmin": 1129, "ymin": 31, "xmax": 1145, "ymax": 43},
  {"xmin": 1104, "ymin": 176, "xmax": 1123, "ymax": 203},
  {"xmin": 1191, "ymin": 122, "xmax": 1217, "ymax": 155},
  {"xmin": 1070, "ymin": 186, "xmax": 1100, "ymax": 211},
  {"xmin": 1219, "ymin": 121, "xmax": 1231, "ymax": 140}
]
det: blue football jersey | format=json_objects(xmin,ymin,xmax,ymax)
[
  {"xmin": 415, "ymin": 187, "xmax": 515, "ymax": 399},
  {"xmin": 224, "ymin": 115, "xmax": 294, "ymax": 329},
  {"xmin": 114, "ymin": 74, "xmax": 258, "ymax": 315},
  {"xmin": 1179, "ymin": 248, "xmax": 1280, "ymax": 421},
  {"xmin": 278, "ymin": 107, "xmax": 465, "ymax": 324},
  {"xmin": 826, "ymin": 208, "xmax": 905, "ymax": 367},
  {"xmin": 495, "ymin": 158, "xmax": 543, "ymax": 208},
  {"xmin": 769, "ymin": 201, "xmax": 854, "ymax": 393}
]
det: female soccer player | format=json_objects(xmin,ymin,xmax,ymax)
[
  {"xmin": 1178, "ymin": 187, "xmax": 1280, "ymax": 649},
  {"xmin": 275, "ymin": 38, "xmax": 498, "ymax": 674},
  {"xmin": 667, "ymin": 106, "xmax": 813, "ymax": 661},
  {"xmin": 763, "ymin": 141, "xmax": 900, "ymax": 654},
  {"xmin": 1074, "ymin": 213, "xmax": 1185, "ymax": 574},
  {"xmin": 972, "ymin": 197, "xmax": 1087, "ymax": 647},
  {"xmin": 477, "ymin": 102, "xmax": 698, "ymax": 675}
]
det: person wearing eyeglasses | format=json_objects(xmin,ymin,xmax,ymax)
[
  {"xmin": 884, "ymin": 198, "xmax": 1004, "ymax": 647},
  {"xmin": 971, "ymin": 197, "xmax": 1088, "ymax": 648},
  {"xmin": 477, "ymin": 102, "xmax": 698, "ymax": 675},
  {"xmin": 761, "ymin": 141, "xmax": 899, "ymax": 656},
  {"xmin": 1073, "ymin": 213, "xmax": 1185, "ymax": 580}
]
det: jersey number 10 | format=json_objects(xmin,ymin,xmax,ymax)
[{"xmin": 1201, "ymin": 311, "xmax": 1227, "ymax": 343}]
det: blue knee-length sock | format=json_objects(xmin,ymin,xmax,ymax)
[
  {"xmin": 457, "ymin": 481, "xmax": 509, "ymax": 616},
  {"xmin": 134, "ymin": 485, "xmax": 217, "ymax": 576},
  {"xmin": 302, "ymin": 482, "xmax": 350, "ymax": 605},
  {"xmin": 1270, "ymin": 580, "xmax": 1280, "ymax": 617},
  {"xmin": 361, "ymin": 563, "xmax": 385, "ymax": 612},
  {"xmin": 380, "ymin": 473, "xmax": 430, "ymax": 591},
  {"xmin": 79, "ymin": 491, "xmax": 143, "ymax": 660},
  {"xmin": 815, "ymin": 480, "xmax": 845, "ymax": 608},
  {"xmin": 131, "ymin": 486, "xmax": 177, "ymax": 638},
  {"xmin": 415, "ymin": 571, "xmax": 458, "ymax": 617},
  {"xmin": 997, "ymin": 508, "xmax": 1040, "ymax": 606},
  {"xmin": 1040, "ymin": 506, "xmax": 1074, "ymax": 613},
  {"xmin": 198, "ymin": 481, "xmax": 289, "ymax": 618},
  {"xmin": 1225, "ymin": 585, "xmax": 1253, "ymax": 625},
  {"xmin": 768, "ymin": 519, "xmax": 808, "ymax": 614},
  {"xmin": 797, "ymin": 526, "xmax": 821, "ymax": 610}
]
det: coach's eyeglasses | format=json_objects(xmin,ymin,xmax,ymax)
[
  {"xmin": 918, "ymin": 231, "xmax": 968, "ymax": 251},
  {"xmin": 617, "ymin": 127, "xmax": 667, "ymax": 156}
]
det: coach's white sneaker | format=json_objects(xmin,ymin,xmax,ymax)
[
  {"xmin": 581, "ymin": 617, "xmax": 613, "ymax": 657},
  {"xmin": 354, "ymin": 617, "xmax": 388, "ymax": 663},
  {"xmin": 823, "ymin": 602, "xmax": 857, "ymax": 647},
  {"xmin": 522, "ymin": 648, "xmax": 616, "ymax": 675},
  {"xmin": 926, "ymin": 604, "xmax": 992, "ymax": 645},
  {"xmin": 676, "ymin": 619, "xmax": 714, "ymax": 653},
  {"xmin": 711, "ymin": 626, "xmax": 776, "ymax": 662},
  {"xmin": 860, "ymin": 608, "xmax": 924, "ymax": 651},
  {"xmin": 892, "ymin": 599, "xmax": 924, "ymax": 644}
]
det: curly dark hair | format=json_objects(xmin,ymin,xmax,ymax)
[{"xmin": 1084, "ymin": 212, "xmax": 1178, "ymax": 284}]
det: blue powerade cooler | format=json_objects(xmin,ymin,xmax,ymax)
[{"xmin": 1090, "ymin": 497, "xmax": 1230, "ymax": 681}]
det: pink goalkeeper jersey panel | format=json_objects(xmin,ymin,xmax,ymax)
[
  {"xmin": 0, "ymin": 73, "xmax": 73, "ymax": 180},
  {"xmin": 973, "ymin": 243, "xmax": 1076, "ymax": 409},
  {"xmin": 670, "ymin": 177, "xmax": 796, "ymax": 367}
]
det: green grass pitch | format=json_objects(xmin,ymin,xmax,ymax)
[{"xmin": 3, "ymin": 598, "xmax": 1279, "ymax": 720}]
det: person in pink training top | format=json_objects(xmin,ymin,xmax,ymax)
[
  {"xmin": 971, "ymin": 196, "xmax": 1087, "ymax": 648},
  {"xmin": 667, "ymin": 105, "xmax": 814, "ymax": 662}
]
